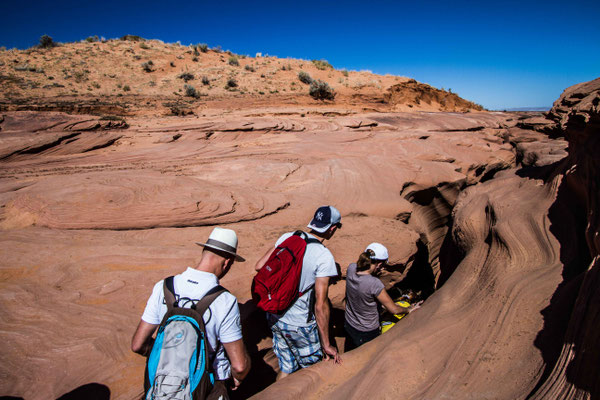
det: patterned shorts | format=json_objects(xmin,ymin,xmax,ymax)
[{"xmin": 270, "ymin": 320, "xmax": 323, "ymax": 374}]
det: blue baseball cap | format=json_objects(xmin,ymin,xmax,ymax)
[{"xmin": 307, "ymin": 206, "xmax": 341, "ymax": 233}]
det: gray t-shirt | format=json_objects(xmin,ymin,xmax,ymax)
[
  {"xmin": 344, "ymin": 263, "xmax": 385, "ymax": 332},
  {"xmin": 267, "ymin": 231, "xmax": 338, "ymax": 327}
]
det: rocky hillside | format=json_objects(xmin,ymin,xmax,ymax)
[{"xmin": 0, "ymin": 36, "xmax": 483, "ymax": 115}]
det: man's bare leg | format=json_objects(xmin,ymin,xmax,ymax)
[{"xmin": 276, "ymin": 370, "xmax": 289, "ymax": 380}]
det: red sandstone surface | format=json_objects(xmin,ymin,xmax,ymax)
[{"xmin": 0, "ymin": 40, "xmax": 598, "ymax": 400}]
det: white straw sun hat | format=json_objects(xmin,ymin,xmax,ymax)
[{"xmin": 196, "ymin": 227, "xmax": 245, "ymax": 262}]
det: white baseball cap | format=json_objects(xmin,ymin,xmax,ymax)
[{"xmin": 365, "ymin": 242, "xmax": 388, "ymax": 261}]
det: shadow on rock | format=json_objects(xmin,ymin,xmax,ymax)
[{"xmin": 56, "ymin": 383, "xmax": 110, "ymax": 400}]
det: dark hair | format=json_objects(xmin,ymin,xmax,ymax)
[{"xmin": 356, "ymin": 249, "xmax": 375, "ymax": 271}]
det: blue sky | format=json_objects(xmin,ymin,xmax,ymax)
[{"xmin": 1, "ymin": 0, "xmax": 599, "ymax": 109}]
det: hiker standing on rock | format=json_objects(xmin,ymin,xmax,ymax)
[
  {"xmin": 253, "ymin": 205, "xmax": 343, "ymax": 379},
  {"xmin": 344, "ymin": 243, "xmax": 415, "ymax": 350},
  {"xmin": 132, "ymin": 227, "xmax": 250, "ymax": 399}
]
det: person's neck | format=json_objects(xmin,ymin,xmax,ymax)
[{"xmin": 308, "ymin": 230, "xmax": 327, "ymax": 241}]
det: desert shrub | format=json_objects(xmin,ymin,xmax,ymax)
[
  {"xmin": 123, "ymin": 85, "xmax": 131, "ymax": 91},
  {"xmin": 225, "ymin": 78, "xmax": 238, "ymax": 89},
  {"xmin": 141, "ymin": 61, "xmax": 154, "ymax": 72},
  {"xmin": 281, "ymin": 64, "xmax": 292, "ymax": 71},
  {"xmin": 133, "ymin": 55, "xmax": 142, "ymax": 60},
  {"xmin": 192, "ymin": 57, "xmax": 198, "ymax": 62},
  {"xmin": 170, "ymin": 61, "xmax": 175, "ymax": 67},
  {"xmin": 213, "ymin": 45, "xmax": 222, "ymax": 53},
  {"xmin": 85, "ymin": 36, "xmax": 99, "ymax": 43},
  {"xmin": 178, "ymin": 72, "xmax": 194, "ymax": 82},
  {"xmin": 298, "ymin": 71, "xmax": 313, "ymax": 85},
  {"xmin": 38, "ymin": 35, "xmax": 57, "ymax": 49},
  {"xmin": 120, "ymin": 35, "xmax": 143, "ymax": 42},
  {"xmin": 139, "ymin": 42, "xmax": 150, "ymax": 50},
  {"xmin": 309, "ymin": 80, "xmax": 335, "ymax": 101},
  {"xmin": 198, "ymin": 43, "xmax": 208, "ymax": 53},
  {"xmin": 184, "ymin": 84, "xmax": 200, "ymax": 98},
  {"xmin": 244, "ymin": 65, "xmax": 255, "ymax": 72},
  {"xmin": 228, "ymin": 56, "xmax": 239, "ymax": 66},
  {"xmin": 201, "ymin": 76, "xmax": 210, "ymax": 85},
  {"xmin": 341, "ymin": 69, "xmax": 349, "ymax": 77},
  {"xmin": 311, "ymin": 59, "xmax": 332, "ymax": 70}
]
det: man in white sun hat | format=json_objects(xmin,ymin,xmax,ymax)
[
  {"xmin": 344, "ymin": 242, "xmax": 413, "ymax": 350},
  {"xmin": 254, "ymin": 205, "xmax": 343, "ymax": 379},
  {"xmin": 132, "ymin": 227, "xmax": 251, "ymax": 397}
]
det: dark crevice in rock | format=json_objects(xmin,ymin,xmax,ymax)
[
  {"xmin": 0, "ymin": 132, "xmax": 81, "ymax": 160},
  {"xmin": 81, "ymin": 136, "xmax": 122, "ymax": 153}
]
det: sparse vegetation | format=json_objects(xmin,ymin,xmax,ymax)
[
  {"xmin": 85, "ymin": 36, "xmax": 99, "ymax": 43},
  {"xmin": 298, "ymin": 71, "xmax": 313, "ymax": 85},
  {"xmin": 141, "ymin": 61, "xmax": 154, "ymax": 72},
  {"xmin": 225, "ymin": 78, "xmax": 238, "ymax": 89},
  {"xmin": 198, "ymin": 43, "xmax": 208, "ymax": 53},
  {"xmin": 244, "ymin": 65, "xmax": 255, "ymax": 72},
  {"xmin": 342, "ymin": 69, "xmax": 349, "ymax": 77},
  {"xmin": 38, "ymin": 35, "xmax": 57, "ymax": 49},
  {"xmin": 309, "ymin": 79, "xmax": 335, "ymax": 101},
  {"xmin": 139, "ymin": 42, "xmax": 150, "ymax": 50},
  {"xmin": 228, "ymin": 56, "xmax": 239, "ymax": 66},
  {"xmin": 184, "ymin": 84, "xmax": 200, "ymax": 98},
  {"xmin": 311, "ymin": 59, "xmax": 333, "ymax": 70},
  {"xmin": 178, "ymin": 72, "xmax": 194, "ymax": 82},
  {"xmin": 123, "ymin": 85, "xmax": 131, "ymax": 91},
  {"xmin": 201, "ymin": 76, "xmax": 210, "ymax": 85}
]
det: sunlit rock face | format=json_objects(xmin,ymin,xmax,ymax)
[
  {"xmin": 253, "ymin": 80, "xmax": 598, "ymax": 400},
  {"xmin": 1, "ymin": 76, "xmax": 597, "ymax": 400}
]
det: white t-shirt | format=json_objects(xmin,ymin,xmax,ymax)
[
  {"xmin": 267, "ymin": 232, "xmax": 338, "ymax": 327},
  {"xmin": 141, "ymin": 268, "xmax": 242, "ymax": 380}
]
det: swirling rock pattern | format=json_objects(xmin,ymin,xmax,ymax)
[{"xmin": 0, "ymin": 105, "xmax": 575, "ymax": 399}]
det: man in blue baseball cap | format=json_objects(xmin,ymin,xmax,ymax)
[{"xmin": 254, "ymin": 205, "xmax": 343, "ymax": 379}]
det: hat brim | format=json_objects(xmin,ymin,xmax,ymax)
[
  {"xmin": 196, "ymin": 242, "xmax": 245, "ymax": 262},
  {"xmin": 307, "ymin": 223, "xmax": 330, "ymax": 233}
]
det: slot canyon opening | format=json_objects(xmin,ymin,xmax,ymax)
[{"xmin": 235, "ymin": 232, "xmax": 455, "ymax": 399}]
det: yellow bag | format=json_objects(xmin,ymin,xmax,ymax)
[{"xmin": 381, "ymin": 301, "xmax": 410, "ymax": 333}]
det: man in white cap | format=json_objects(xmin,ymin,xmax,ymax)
[
  {"xmin": 254, "ymin": 205, "xmax": 342, "ymax": 379},
  {"xmin": 132, "ymin": 227, "xmax": 251, "ymax": 397}
]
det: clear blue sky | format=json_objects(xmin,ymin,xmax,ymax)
[{"xmin": 1, "ymin": 0, "xmax": 599, "ymax": 110}]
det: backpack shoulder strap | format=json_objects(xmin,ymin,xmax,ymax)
[
  {"xmin": 293, "ymin": 230, "xmax": 323, "ymax": 246},
  {"xmin": 193, "ymin": 285, "xmax": 228, "ymax": 316},
  {"xmin": 163, "ymin": 276, "xmax": 177, "ymax": 311}
]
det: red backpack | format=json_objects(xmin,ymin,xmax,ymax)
[{"xmin": 252, "ymin": 231, "xmax": 321, "ymax": 314}]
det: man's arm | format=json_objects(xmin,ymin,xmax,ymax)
[
  {"xmin": 254, "ymin": 246, "xmax": 275, "ymax": 271},
  {"xmin": 131, "ymin": 320, "xmax": 159, "ymax": 357},
  {"xmin": 314, "ymin": 276, "xmax": 341, "ymax": 363},
  {"xmin": 222, "ymin": 339, "xmax": 251, "ymax": 390}
]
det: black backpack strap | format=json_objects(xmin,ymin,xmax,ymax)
[
  {"xmin": 293, "ymin": 230, "xmax": 323, "ymax": 246},
  {"xmin": 193, "ymin": 285, "xmax": 228, "ymax": 317},
  {"xmin": 163, "ymin": 276, "xmax": 177, "ymax": 311}
]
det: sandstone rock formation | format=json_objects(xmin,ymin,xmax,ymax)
[
  {"xmin": 384, "ymin": 79, "xmax": 484, "ymax": 112},
  {"xmin": 252, "ymin": 79, "xmax": 599, "ymax": 400},
  {"xmin": 1, "ymin": 39, "xmax": 598, "ymax": 400}
]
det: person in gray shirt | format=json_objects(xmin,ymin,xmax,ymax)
[{"xmin": 344, "ymin": 243, "xmax": 412, "ymax": 350}]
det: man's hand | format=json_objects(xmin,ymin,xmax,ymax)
[
  {"xmin": 232, "ymin": 377, "xmax": 242, "ymax": 390},
  {"xmin": 322, "ymin": 343, "xmax": 342, "ymax": 364}
]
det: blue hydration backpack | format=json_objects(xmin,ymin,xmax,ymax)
[{"xmin": 144, "ymin": 276, "xmax": 226, "ymax": 400}]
